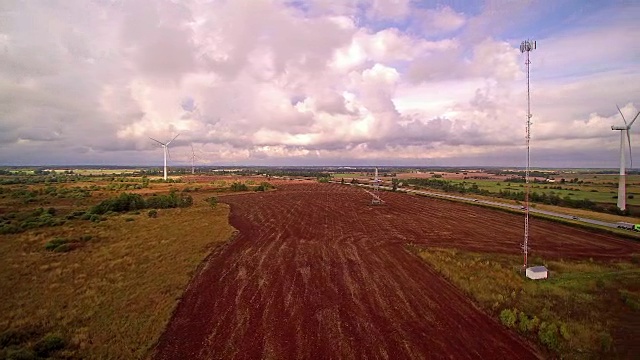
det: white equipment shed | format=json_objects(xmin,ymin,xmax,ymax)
[{"xmin": 526, "ymin": 266, "xmax": 548, "ymax": 280}]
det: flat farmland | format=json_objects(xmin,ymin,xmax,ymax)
[{"xmin": 153, "ymin": 183, "xmax": 640, "ymax": 359}]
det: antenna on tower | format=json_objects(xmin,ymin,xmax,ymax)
[{"xmin": 520, "ymin": 39, "xmax": 535, "ymax": 271}]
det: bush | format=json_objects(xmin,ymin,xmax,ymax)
[
  {"xmin": 148, "ymin": 209, "xmax": 158, "ymax": 218},
  {"xmin": 0, "ymin": 224, "xmax": 20, "ymax": 234},
  {"xmin": 53, "ymin": 244, "xmax": 72, "ymax": 253},
  {"xmin": 517, "ymin": 311, "xmax": 539, "ymax": 333},
  {"xmin": 33, "ymin": 334, "xmax": 65, "ymax": 357},
  {"xmin": 125, "ymin": 217, "xmax": 135, "ymax": 222},
  {"xmin": 206, "ymin": 197, "xmax": 218, "ymax": 207},
  {"xmin": 538, "ymin": 322, "xmax": 559, "ymax": 350},
  {"xmin": 230, "ymin": 182, "xmax": 249, "ymax": 192},
  {"xmin": 499, "ymin": 308, "xmax": 517, "ymax": 328},
  {"xmin": 45, "ymin": 238, "xmax": 69, "ymax": 251}
]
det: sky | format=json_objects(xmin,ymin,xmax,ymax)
[{"xmin": 0, "ymin": 0, "xmax": 639, "ymax": 167}]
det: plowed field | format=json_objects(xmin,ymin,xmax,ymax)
[{"xmin": 154, "ymin": 183, "xmax": 640, "ymax": 359}]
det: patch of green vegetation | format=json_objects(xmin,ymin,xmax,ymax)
[
  {"xmin": 205, "ymin": 197, "xmax": 218, "ymax": 207},
  {"xmin": 0, "ymin": 329, "xmax": 68, "ymax": 360},
  {"xmin": 406, "ymin": 176, "xmax": 640, "ymax": 216},
  {"xmin": 0, "ymin": 208, "xmax": 65, "ymax": 235},
  {"xmin": 229, "ymin": 182, "xmax": 248, "ymax": 192},
  {"xmin": 254, "ymin": 182, "xmax": 274, "ymax": 191},
  {"xmin": 90, "ymin": 190, "xmax": 193, "ymax": 215},
  {"xmin": 416, "ymin": 248, "xmax": 640, "ymax": 358}
]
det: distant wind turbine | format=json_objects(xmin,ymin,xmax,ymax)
[
  {"xmin": 611, "ymin": 105, "xmax": 640, "ymax": 211},
  {"xmin": 190, "ymin": 144, "xmax": 197, "ymax": 174},
  {"xmin": 149, "ymin": 134, "xmax": 180, "ymax": 181}
]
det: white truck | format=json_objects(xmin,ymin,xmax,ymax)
[{"xmin": 616, "ymin": 222, "xmax": 637, "ymax": 231}]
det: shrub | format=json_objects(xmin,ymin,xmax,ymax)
[
  {"xmin": 0, "ymin": 224, "xmax": 20, "ymax": 234},
  {"xmin": 230, "ymin": 182, "xmax": 249, "ymax": 192},
  {"xmin": 538, "ymin": 322, "xmax": 559, "ymax": 350},
  {"xmin": 499, "ymin": 308, "xmax": 517, "ymax": 328},
  {"xmin": 45, "ymin": 238, "xmax": 69, "ymax": 251},
  {"xmin": 148, "ymin": 209, "xmax": 158, "ymax": 218},
  {"xmin": 517, "ymin": 312, "xmax": 539, "ymax": 333},
  {"xmin": 206, "ymin": 197, "xmax": 218, "ymax": 207},
  {"xmin": 53, "ymin": 244, "xmax": 72, "ymax": 253},
  {"xmin": 125, "ymin": 217, "xmax": 135, "ymax": 222},
  {"xmin": 33, "ymin": 334, "xmax": 65, "ymax": 357}
]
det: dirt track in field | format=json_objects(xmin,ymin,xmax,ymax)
[{"xmin": 154, "ymin": 183, "xmax": 640, "ymax": 359}]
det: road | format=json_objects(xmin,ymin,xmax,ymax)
[{"xmin": 336, "ymin": 181, "xmax": 633, "ymax": 231}]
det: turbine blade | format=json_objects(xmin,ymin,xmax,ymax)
[
  {"xmin": 167, "ymin": 133, "xmax": 180, "ymax": 145},
  {"xmin": 149, "ymin": 137, "xmax": 165, "ymax": 146},
  {"xmin": 628, "ymin": 111, "xmax": 640, "ymax": 128},
  {"xmin": 167, "ymin": 147, "xmax": 172, "ymax": 161},
  {"xmin": 617, "ymin": 104, "xmax": 628, "ymax": 126}
]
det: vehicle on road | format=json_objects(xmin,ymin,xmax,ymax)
[
  {"xmin": 572, "ymin": 216, "xmax": 579, "ymax": 220},
  {"xmin": 617, "ymin": 222, "xmax": 635, "ymax": 230}
]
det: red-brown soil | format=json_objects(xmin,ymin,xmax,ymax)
[{"xmin": 153, "ymin": 183, "xmax": 640, "ymax": 359}]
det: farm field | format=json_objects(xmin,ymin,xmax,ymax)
[{"xmin": 154, "ymin": 182, "xmax": 640, "ymax": 359}]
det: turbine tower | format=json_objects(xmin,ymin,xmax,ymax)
[
  {"xmin": 149, "ymin": 134, "xmax": 180, "ymax": 181},
  {"xmin": 612, "ymin": 105, "xmax": 639, "ymax": 211},
  {"xmin": 190, "ymin": 144, "xmax": 197, "ymax": 175}
]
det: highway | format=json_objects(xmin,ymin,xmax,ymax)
[{"xmin": 338, "ymin": 181, "xmax": 633, "ymax": 231}]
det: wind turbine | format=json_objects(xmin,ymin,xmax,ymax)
[
  {"xmin": 611, "ymin": 105, "xmax": 640, "ymax": 211},
  {"xmin": 149, "ymin": 134, "xmax": 180, "ymax": 180},
  {"xmin": 190, "ymin": 144, "xmax": 197, "ymax": 175}
]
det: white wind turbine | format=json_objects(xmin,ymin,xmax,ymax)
[
  {"xmin": 612, "ymin": 105, "xmax": 640, "ymax": 211},
  {"xmin": 189, "ymin": 144, "xmax": 198, "ymax": 174},
  {"xmin": 149, "ymin": 134, "xmax": 180, "ymax": 181}
]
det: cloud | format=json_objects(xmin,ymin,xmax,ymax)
[
  {"xmin": 0, "ymin": 0, "xmax": 638, "ymax": 167},
  {"xmin": 410, "ymin": 6, "xmax": 466, "ymax": 35}
]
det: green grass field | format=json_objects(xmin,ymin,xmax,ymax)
[
  {"xmin": 416, "ymin": 248, "xmax": 640, "ymax": 359},
  {"xmin": 437, "ymin": 176, "xmax": 640, "ymax": 206}
]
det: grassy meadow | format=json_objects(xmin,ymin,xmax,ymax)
[
  {"xmin": 443, "ymin": 176, "xmax": 640, "ymax": 207},
  {"xmin": 0, "ymin": 174, "xmax": 239, "ymax": 359},
  {"xmin": 416, "ymin": 248, "xmax": 640, "ymax": 359}
]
